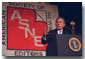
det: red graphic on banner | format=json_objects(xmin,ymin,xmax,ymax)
[{"xmin": 7, "ymin": 7, "xmax": 47, "ymax": 50}]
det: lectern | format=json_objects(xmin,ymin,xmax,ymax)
[{"xmin": 56, "ymin": 34, "xmax": 82, "ymax": 56}]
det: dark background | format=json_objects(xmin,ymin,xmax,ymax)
[{"xmin": 49, "ymin": 2, "xmax": 82, "ymax": 35}]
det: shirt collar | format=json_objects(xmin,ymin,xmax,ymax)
[
  {"xmin": 57, "ymin": 29, "xmax": 63, "ymax": 34},
  {"xmin": 57, "ymin": 29, "xmax": 63, "ymax": 31}
]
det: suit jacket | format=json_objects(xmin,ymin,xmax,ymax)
[{"xmin": 42, "ymin": 28, "xmax": 71, "ymax": 56}]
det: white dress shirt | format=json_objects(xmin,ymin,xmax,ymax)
[{"xmin": 57, "ymin": 29, "xmax": 63, "ymax": 34}]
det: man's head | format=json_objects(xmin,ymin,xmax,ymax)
[{"xmin": 56, "ymin": 17, "xmax": 66, "ymax": 30}]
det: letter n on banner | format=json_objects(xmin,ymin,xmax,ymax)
[{"xmin": 7, "ymin": 6, "xmax": 47, "ymax": 50}]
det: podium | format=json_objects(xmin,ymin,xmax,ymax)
[{"xmin": 56, "ymin": 35, "xmax": 82, "ymax": 56}]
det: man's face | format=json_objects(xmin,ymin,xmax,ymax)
[{"xmin": 56, "ymin": 18, "xmax": 65, "ymax": 30}]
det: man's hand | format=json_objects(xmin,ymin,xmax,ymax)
[{"xmin": 43, "ymin": 27, "xmax": 49, "ymax": 37}]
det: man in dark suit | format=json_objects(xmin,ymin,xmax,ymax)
[{"xmin": 42, "ymin": 17, "xmax": 71, "ymax": 56}]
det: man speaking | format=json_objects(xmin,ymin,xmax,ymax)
[{"xmin": 42, "ymin": 17, "xmax": 71, "ymax": 56}]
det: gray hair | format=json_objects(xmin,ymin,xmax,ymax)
[{"xmin": 56, "ymin": 17, "xmax": 65, "ymax": 24}]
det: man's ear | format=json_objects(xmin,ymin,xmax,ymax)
[{"xmin": 63, "ymin": 24, "xmax": 66, "ymax": 27}]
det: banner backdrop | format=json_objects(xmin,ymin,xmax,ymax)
[
  {"xmin": 2, "ymin": 2, "xmax": 58, "ymax": 56},
  {"xmin": 7, "ymin": 7, "xmax": 47, "ymax": 50}
]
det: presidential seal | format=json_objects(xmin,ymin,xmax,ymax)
[{"xmin": 69, "ymin": 37, "xmax": 81, "ymax": 52}]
